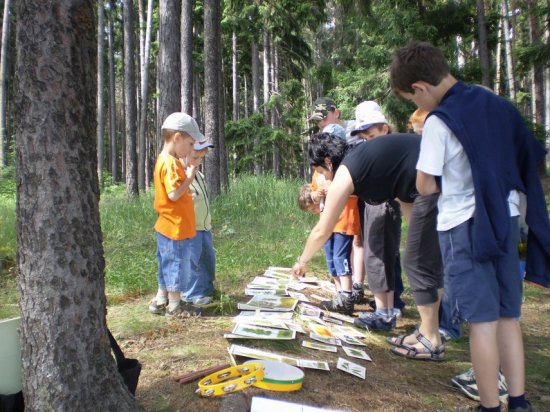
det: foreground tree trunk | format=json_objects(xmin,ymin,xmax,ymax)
[
  {"xmin": 181, "ymin": 0, "xmax": 193, "ymax": 114},
  {"xmin": 14, "ymin": 1, "xmax": 142, "ymax": 410},
  {"xmin": 108, "ymin": 0, "xmax": 118, "ymax": 182}
]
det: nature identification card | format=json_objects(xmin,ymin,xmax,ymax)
[
  {"xmin": 337, "ymin": 357, "xmax": 366, "ymax": 379},
  {"xmin": 342, "ymin": 346, "xmax": 372, "ymax": 362},
  {"xmin": 302, "ymin": 340, "xmax": 338, "ymax": 353}
]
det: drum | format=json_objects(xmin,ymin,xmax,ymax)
[{"xmin": 244, "ymin": 359, "xmax": 304, "ymax": 392}]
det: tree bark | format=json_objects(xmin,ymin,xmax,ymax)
[
  {"xmin": 271, "ymin": 39, "xmax": 280, "ymax": 177},
  {"xmin": 124, "ymin": 0, "xmax": 138, "ymax": 197},
  {"xmin": 138, "ymin": 0, "xmax": 153, "ymax": 190},
  {"xmin": 14, "ymin": 1, "xmax": 142, "ymax": 409},
  {"xmin": 232, "ymin": 29, "xmax": 239, "ymax": 121},
  {"xmin": 502, "ymin": 0, "xmax": 516, "ymax": 100},
  {"xmin": 97, "ymin": 0, "xmax": 106, "ymax": 187},
  {"xmin": 0, "ymin": 0, "xmax": 11, "ymax": 168},
  {"xmin": 251, "ymin": 41, "xmax": 260, "ymax": 175},
  {"xmin": 263, "ymin": 30, "xmax": 271, "ymax": 126},
  {"xmin": 158, "ymin": 0, "xmax": 181, "ymax": 149},
  {"xmin": 527, "ymin": 0, "xmax": 544, "ymax": 126},
  {"xmin": 108, "ymin": 0, "xmax": 118, "ymax": 182},
  {"xmin": 181, "ymin": 0, "xmax": 193, "ymax": 114},
  {"xmin": 219, "ymin": 31, "xmax": 228, "ymax": 191},
  {"xmin": 204, "ymin": 0, "xmax": 221, "ymax": 197},
  {"xmin": 476, "ymin": 0, "xmax": 491, "ymax": 87}
]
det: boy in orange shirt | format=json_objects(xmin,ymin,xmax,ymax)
[{"xmin": 149, "ymin": 112, "xmax": 205, "ymax": 318}]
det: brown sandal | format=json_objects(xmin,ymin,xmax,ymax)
[{"xmin": 390, "ymin": 330, "xmax": 445, "ymax": 362}]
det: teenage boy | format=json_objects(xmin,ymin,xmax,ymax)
[
  {"xmin": 309, "ymin": 98, "xmax": 366, "ymax": 304},
  {"xmin": 390, "ymin": 40, "xmax": 549, "ymax": 411}
]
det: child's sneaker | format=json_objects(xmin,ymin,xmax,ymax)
[
  {"xmin": 354, "ymin": 312, "xmax": 396, "ymax": 331},
  {"xmin": 193, "ymin": 296, "xmax": 213, "ymax": 305},
  {"xmin": 148, "ymin": 299, "xmax": 167, "ymax": 315},
  {"xmin": 319, "ymin": 292, "xmax": 354, "ymax": 315},
  {"xmin": 351, "ymin": 283, "xmax": 365, "ymax": 304},
  {"xmin": 451, "ymin": 368, "xmax": 508, "ymax": 403}
]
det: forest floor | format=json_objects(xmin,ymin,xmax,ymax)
[
  {"xmin": 108, "ymin": 278, "xmax": 550, "ymax": 412},
  {"xmin": 105, "ymin": 176, "xmax": 550, "ymax": 412}
]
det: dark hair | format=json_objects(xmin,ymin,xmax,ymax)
[
  {"xmin": 308, "ymin": 132, "xmax": 348, "ymax": 172},
  {"xmin": 390, "ymin": 41, "xmax": 450, "ymax": 94}
]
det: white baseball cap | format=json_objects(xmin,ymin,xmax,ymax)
[
  {"xmin": 161, "ymin": 112, "xmax": 205, "ymax": 141},
  {"xmin": 322, "ymin": 123, "xmax": 347, "ymax": 141},
  {"xmin": 351, "ymin": 101, "xmax": 388, "ymax": 135}
]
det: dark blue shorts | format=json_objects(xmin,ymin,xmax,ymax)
[
  {"xmin": 323, "ymin": 232, "xmax": 353, "ymax": 277},
  {"xmin": 438, "ymin": 217, "xmax": 522, "ymax": 323}
]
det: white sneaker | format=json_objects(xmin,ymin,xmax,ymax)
[
  {"xmin": 193, "ymin": 296, "xmax": 213, "ymax": 305},
  {"xmin": 391, "ymin": 308, "xmax": 402, "ymax": 318}
]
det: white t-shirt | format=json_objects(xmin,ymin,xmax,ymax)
[
  {"xmin": 342, "ymin": 119, "xmax": 358, "ymax": 145},
  {"xmin": 417, "ymin": 115, "xmax": 519, "ymax": 231}
]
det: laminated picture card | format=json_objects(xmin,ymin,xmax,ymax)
[
  {"xmin": 302, "ymin": 340, "xmax": 338, "ymax": 353},
  {"xmin": 229, "ymin": 344, "xmax": 329, "ymax": 371},
  {"xmin": 238, "ymin": 295, "xmax": 298, "ymax": 312},
  {"xmin": 337, "ymin": 357, "xmax": 366, "ymax": 379},
  {"xmin": 231, "ymin": 324, "xmax": 296, "ymax": 340},
  {"xmin": 244, "ymin": 288, "xmax": 288, "ymax": 296},
  {"xmin": 342, "ymin": 346, "xmax": 372, "ymax": 362}
]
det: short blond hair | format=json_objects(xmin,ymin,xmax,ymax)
[{"xmin": 162, "ymin": 129, "xmax": 192, "ymax": 143}]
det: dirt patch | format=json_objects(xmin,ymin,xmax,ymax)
[{"xmin": 110, "ymin": 288, "xmax": 497, "ymax": 412}]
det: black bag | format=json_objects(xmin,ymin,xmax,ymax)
[
  {"xmin": 0, "ymin": 391, "xmax": 24, "ymax": 412},
  {"xmin": 107, "ymin": 329, "xmax": 142, "ymax": 395}
]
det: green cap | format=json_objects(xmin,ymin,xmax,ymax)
[{"xmin": 309, "ymin": 97, "xmax": 337, "ymax": 121}]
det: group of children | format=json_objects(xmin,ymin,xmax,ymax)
[
  {"xmin": 292, "ymin": 41, "xmax": 549, "ymax": 412},
  {"xmin": 149, "ymin": 112, "xmax": 216, "ymax": 318}
]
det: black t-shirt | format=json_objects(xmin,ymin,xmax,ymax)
[{"xmin": 341, "ymin": 133, "xmax": 421, "ymax": 204}]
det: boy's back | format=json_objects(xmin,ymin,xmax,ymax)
[{"xmin": 154, "ymin": 152, "xmax": 196, "ymax": 240}]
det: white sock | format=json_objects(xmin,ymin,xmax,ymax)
[{"xmin": 168, "ymin": 299, "xmax": 180, "ymax": 311}]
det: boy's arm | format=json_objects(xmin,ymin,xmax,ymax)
[
  {"xmin": 167, "ymin": 164, "xmax": 198, "ymax": 201},
  {"xmin": 416, "ymin": 170, "xmax": 439, "ymax": 196}
]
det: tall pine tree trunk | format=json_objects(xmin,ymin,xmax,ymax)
[
  {"xmin": 97, "ymin": 0, "xmax": 106, "ymax": 187},
  {"xmin": 476, "ymin": 0, "xmax": 491, "ymax": 87},
  {"xmin": 181, "ymin": 0, "xmax": 193, "ymax": 114},
  {"xmin": 232, "ymin": 30, "xmax": 239, "ymax": 121},
  {"xmin": 158, "ymin": 0, "xmax": 181, "ymax": 148},
  {"xmin": 527, "ymin": 0, "xmax": 544, "ymax": 127},
  {"xmin": 15, "ymin": 1, "xmax": 142, "ymax": 409},
  {"xmin": 0, "ymin": 0, "xmax": 11, "ymax": 168},
  {"xmin": 502, "ymin": 0, "xmax": 516, "ymax": 100},
  {"xmin": 271, "ymin": 40, "xmax": 280, "ymax": 177},
  {"xmin": 124, "ymin": 0, "xmax": 138, "ymax": 197},
  {"xmin": 204, "ymin": 0, "xmax": 221, "ymax": 197},
  {"xmin": 138, "ymin": 0, "xmax": 153, "ymax": 190},
  {"xmin": 251, "ymin": 41, "xmax": 260, "ymax": 175},
  {"xmin": 108, "ymin": 0, "xmax": 118, "ymax": 182}
]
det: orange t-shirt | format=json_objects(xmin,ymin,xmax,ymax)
[
  {"xmin": 153, "ymin": 152, "xmax": 196, "ymax": 240},
  {"xmin": 311, "ymin": 171, "xmax": 361, "ymax": 236}
]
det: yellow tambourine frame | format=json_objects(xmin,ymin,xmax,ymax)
[{"xmin": 196, "ymin": 363, "xmax": 265, "ymax": 397}]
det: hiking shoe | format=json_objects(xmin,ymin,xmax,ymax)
[
  {"xmin": 165, "ymin": 301, "xmax": 203, "ymax": 318},
  {"xmin": 392, "ymin": 308, "xmax": 402, "ymax": 318},
  {"xmin": 451, "ymin": 368, "xmax": 508, "ymax": 403},
  {"xmin": 509, "ymin": 401, "xmax": 536, "ymax": 412},
  {"xmin": 354, "ymin": 312, "xmax": 396, "ymax": 331},
  {"xmin": 319, "ymin": 292, "xmax": 354, "ymax": 315},
  {"xmin": 148, "ymin": 299, "xmax": 167, "ymax": 315},
  {"xmin": 193, "ymin": 296, "xmax": 213, "ymax": 305},
  {"xmin": 351, "ymin": 283, "xmax": 365, "ymax": 304}
]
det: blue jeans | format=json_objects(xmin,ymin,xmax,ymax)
[
  {"xmin": 182, "ymin": 230, "xmax": 216, "ymax": 301},
  {"xmin": 156, "ymin": 232, "xmax": 192, "ymax": 292},
  {"xmin": 323, "ymin": 233, "xmax": 353, "ymax": 276}
]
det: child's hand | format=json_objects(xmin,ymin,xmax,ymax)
[{"xmin": 185, "ymin": 163, "xmax": 197, "ymax": 177}]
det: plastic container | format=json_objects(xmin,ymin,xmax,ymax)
[{"xmin": 0, "ymin": 317, "xmax": 23, "ymax": 395}]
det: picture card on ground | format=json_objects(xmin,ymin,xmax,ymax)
[
  {"xmin": 285, "ymin": 322, "xmax": 306, "ymax": 334},
  {"xmin": 229, "ymin": 344, "xmax": 329, "ymax": 371},
  {"xmin": 245, "ymin": 288, "xmax": 288, "ymax": 296},
  {"xmin": 334, "ymin": 333, "xmax": 366, "ymax": 346},
  {"xmin": 238, "ymin": 295, "xmax": 298, "ymax": 312},
  {"xmin": 323, "ymin": 312, "xmax": 356, "ymax": 324},
  {"xmin": 297, "ymin": 303, "xmax": 322, "ymax": 317},
  {"xmin": 267, "ymin": 266, "xmax": 292, "ymax": 272},
  {"xmin": 237, "ymin": 311, "xmax": 294, "ymax": 320},
  {"xmin": 309, "ymin": 294, "xmax": 328, "ymax": 302},
  {"xmin": 331, "ymin": 324, "xmax": 366, "ymax": 338},
  {"xmin": 251, "ymin": 396, "xmax": 345, "ymax": 412},
  {"xmin": 309, "ymin": 324, "xmax": 335, "ymax": 338},
  {"xmin": 248, "ymin": 276, "xmax": 289, "ymax": 287},
  {"xmin": 232, "ymin": 317, "xmax": 290, "ymax": 330},
  {"xmin": 310, "ymin": 332, "xmax": 341, "ymax": 346},
  {"xmin": 286, "ymin": 282, "xmax": 308, "ymax": 291},
  {"xmin": 298, "ymin": 276, "xmax": 319, "ymax": 284},
  {"xmin": 337, "ymin": 357, "xmax": 366, "ymax": 379},
  {"xmin": 232, "ymin": 324, "xmax": 296, "ymax": 340},
  {"xmin": 302, "ymin": 340, "xmax": 338, "ymax": 353},
  {"xmin": 296, "ymin": 359, "xmax": 330, "ymax": 371},
  {"xmin": 342, "ymin": 346, "xmax": 372, "ymax": 362},
  {"xmin": 287, "ymin": 291, "xmax": 310, "ymax": 302}
]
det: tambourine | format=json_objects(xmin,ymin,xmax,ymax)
[
  {"xmin": 196, "ymin": 362, "xmax": 264, "ymax": 397},
  {"xmin": 245, "ymin": 359, "xmax": 304, "ymax": 392}
]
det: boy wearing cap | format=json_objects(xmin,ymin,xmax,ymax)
[
  {"xmin": 149, "ymin": 112, "xmax": 204, "ymax": 318},
  {"xmin": 391, "ymin": 41, "xmax": 550, "ymax": 411},
  {"xmin": 350, "ymin": 101, "xmax": 406, "ymax": 330},
  {"xmin": 181, "ymin": 141, "xmax": 216, "ymax": 306}
]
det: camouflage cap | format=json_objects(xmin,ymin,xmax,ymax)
[{"xmin": 309, "ymin": 97, "xmax": 337, "ymax": 121}]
